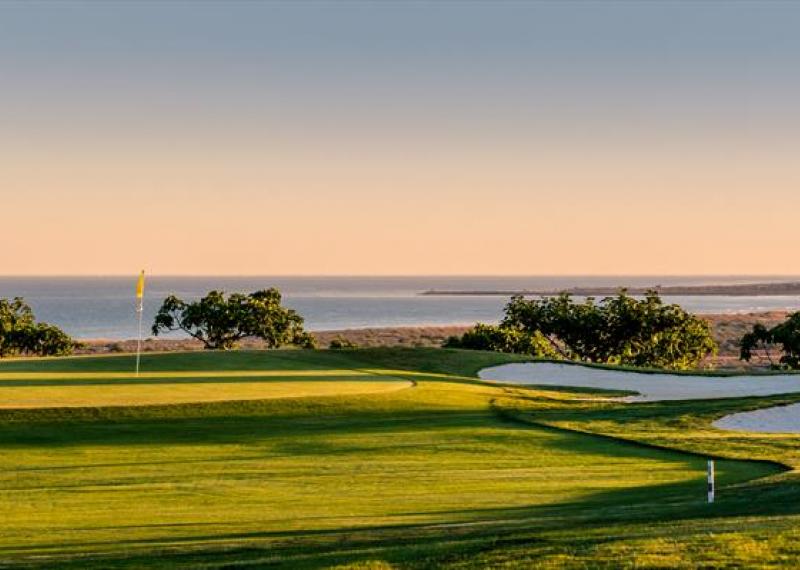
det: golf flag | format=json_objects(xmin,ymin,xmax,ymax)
[
  {"xmin": 135, "ymin": 270, "xmax": 145, "ymax": 376},
  {"xmin": 136, "ymin": 270, "xmax": 145, "ymax": 306}
]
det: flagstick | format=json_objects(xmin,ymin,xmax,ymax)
[
  {"xmin": 135, "ymin": 300, "xmax": 143, "ymax": 377},
  {"xmin": 134, "ymin": 270, "xmax": 146, "ymax": 377}
]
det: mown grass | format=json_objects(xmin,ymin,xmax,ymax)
[
  {"xmin": 0, "ymin": 348, "xmax": 798, "ymax": 568},
  {"xmin": 0, "ymin": 370, "xmax": 411, "ymax": 408}
]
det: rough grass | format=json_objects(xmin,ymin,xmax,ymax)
[{"xmin": 0, "ymin": 348, "xmax": 798, "ymax": 568}]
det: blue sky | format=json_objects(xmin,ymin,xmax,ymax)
[{"xmin": 2, "ymin": 1, "xmax": 799, "ymax": 274}]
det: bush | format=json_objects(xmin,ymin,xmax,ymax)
[
  {"xmin": 0, "ymin": 297, "xmax": 76, "ymax": 358},
  {"xmin": 740, "ymin": 312, "xmax": 800, "ymax": 369},
  {"xmin": 443, "ymin": 323, "xmax": 559, "ymax": 358},
  {"xmin": 22, "ymin": 323, "xmax": 79, "ymax": 356},
  {"xmin": 449, "ymin": 291, "xmax": 716, "ymax": 370},
  {"xmin": 329, "ymin": 337, "xmax": 358, "ymax": 350}
]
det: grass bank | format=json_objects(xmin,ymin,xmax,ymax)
[{"xmin": 0, "ymin": 348, "xmax": 798, "ymax": 568}]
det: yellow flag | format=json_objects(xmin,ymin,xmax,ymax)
[{"xmin": 136, "ymin": 270, "xmax": 145, "ymax": 299}]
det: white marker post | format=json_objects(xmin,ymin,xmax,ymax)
[
  {"xmin": 135, "ymin": 270, "xmax": 145, "ymax": 377},
  {"xmin": 707, "ymin": 459, "xmax": 715, "ymax": 504}
]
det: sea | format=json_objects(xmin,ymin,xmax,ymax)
[{"xmin": 1, "ymin": 276, "xmax": 800, "ymax": 340}]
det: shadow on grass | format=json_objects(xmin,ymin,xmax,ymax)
[
  {"xmin": 0, "ymin": 347, "xmax": 534, "ymax": 380},
  {"xmin": 0, "ymin": 350, "xmax": 357, "ymax": 373},
  {"xmin": 0, "ymin": 402, "xmax": 797, "ymax": 568},
  {"xmin": 11, "ymin": 468, "xmax": 800, "ymax": 570}
]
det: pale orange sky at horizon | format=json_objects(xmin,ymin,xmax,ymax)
[{"xmin": 3, "ymin": 3, "xmax": 799, "ymax": 276}]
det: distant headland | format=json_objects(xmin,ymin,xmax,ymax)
[{"xmin": 421, "ymin": 282, "xmax": 800, "ymax": 297}]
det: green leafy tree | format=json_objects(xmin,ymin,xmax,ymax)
[
  {"xmin": 454, "ymin": 290, "xmax": 715, "ymax": 370},
  {"xmin": 21, "ymin": 323, "xmax": 78, "ymax": 356},
  {"xmin": 443, "ymin": 323, "xmax": 559, "ymax": 357},
  {"xmin": 741, "ymin": 313, "xmax": 800, "ymax": 369},
  {"xmin": 329, "ymin": 336, "xmax": 358, "ymax": 350},
  {"xmin": 0, "ymin": 298, "xmax": 31, "ymax": 357},
  {"xmin": 502, "ymin": 293, "xmax": 603, "ymax": 360},
  {"xmin": 152, "ymin": 289, "xmax": 316, "ymax": 350},
  {"xmin": 590, "ymin": 291, "xmax": 717, "ymax": 369},
  {"xmin": 0, "ymin": 297, "xmax": 76, "ymax": 358}
]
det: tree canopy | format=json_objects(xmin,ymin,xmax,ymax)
[
  {"xmin": 445, "ymin": 291, "xmax": 716, "ymax": 370},
  {"xmin": 740, "ymin": 312, "xmax": 800, "ymax": 369},
  {"xmin": 443, "ymin": 323, "xmax": 559, "ymax": 358},
  {"xmin": 329, "ymin": 336, "xmax": 359, "ymax": 350},
  {"xmin": 0, "ymin": 297, "xmax": 77, "ymax": 358},
  {"xmin": 152, "ymin": 289, "xmax": 316, "ymax": 350}
]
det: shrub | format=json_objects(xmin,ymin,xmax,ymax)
[
  {"xmin": 0, "ymin": 297, "xmax": 76, "ymax": 358},
  {"xmin": 450, "ymin": 291, "xmax": 716, "ymax": 370},
  {"xmin": 741, "ymin": 312, "xmax": 800, "ymax": 369},
  {"xmin": 329, "ymin": 337, "xmax": 358, "ymax": 350},
  {"xmin": 443, "ymin": 323, "xmax": 559, "ymax": 358}
]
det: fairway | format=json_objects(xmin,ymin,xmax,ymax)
[{"xmin": 0, "ymin": 349, "xmax": 796, "ymax": 569}]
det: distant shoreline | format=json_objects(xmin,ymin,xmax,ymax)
[
  {"xmin": 71, "ymin": 312, "xmax": 793, "ymax": 368},
  {"xmin": 421, "ymin": 282, "xmax": 800, "ymax": 297}
]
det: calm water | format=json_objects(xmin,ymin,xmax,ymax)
[{"xmin": 1, "ymin": 276, "xmax": 799, "ymax": 339}]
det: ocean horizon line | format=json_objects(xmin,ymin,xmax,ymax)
[{"xmin": 3, "ymin": 274, "xmax": 800, "ymax": 279}]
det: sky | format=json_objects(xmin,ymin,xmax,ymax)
[{"xmin": 1, "ymin": 1, "xmax": 799, "ymax": 276}]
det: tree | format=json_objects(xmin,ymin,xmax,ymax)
[
  {"xmin": 152, "ymin": 289, "xmax": 316, "ymax": 350},
  {"xmin": 329, "ymin": 336, "xmax": 358, "ymax": 349},
  {"xmin": 450, "ymin": 290, "xmax": 716, "ymax": 370},
  {"xmin": 501, "ymin": 293, "xmax": 603, "ymax": 360},
  {"xmin": 20, "ymin": 323, "xmax": 77, "ymax": 356},
  {"xmin": 741, "ymin": 313, "xmax": 800, "ymax": 369},
  {"xmin": 443, "ymin": 323, "xmax": 559, "ymax": 358},
  {"xmin": 586, "ymin": 291, "xmax": 717, "ymax": 369},
  {"xmin": 0, "ymin": 297, "xmax": 76, "ymax": 358},
  {"xmin": 0, "ymin": 297, "xmax": 31, "ymax": 357}
]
